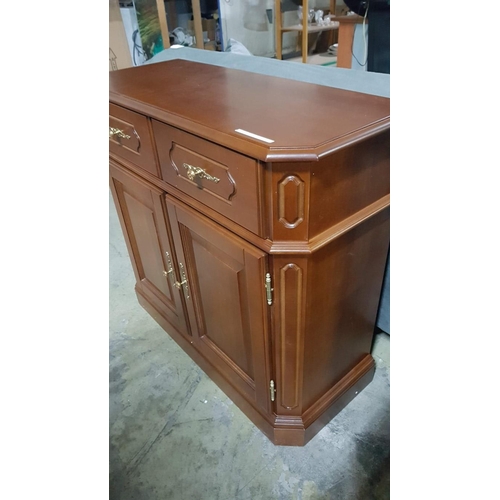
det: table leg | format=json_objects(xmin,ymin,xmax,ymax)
[
  {"xmin": 192, "ymin": 0, "xmax": 204, "ymax": 49},
  {"xmin": 337, "ymin": 22, "xmax": 355, "ymax": 68},
  {"xmin": 301, "ymin": 0, "xmax": 309, "ymax": 63},
  {"xmin": 275, "ymin": 0, "xmax": 282, "ymax": 59}
]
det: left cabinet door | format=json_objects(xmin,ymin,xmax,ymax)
[{"xmin": 109, "ymin": 161, "xmax": 189, "ymax": 337}]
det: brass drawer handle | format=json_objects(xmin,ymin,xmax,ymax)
[
  {"xmin": 109, "ymin": 127, "xmax": 131, "ymax": 140},
  {"xmin": 182, "ymin": 163, "xmax": 220, "ymax": 184}
]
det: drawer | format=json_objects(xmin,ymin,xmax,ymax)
[
  {"xmin": 153, "ymin": 121, "xmax": 265, "ymax": 237},
  {"xmin": 109, "ymin": 103, "xmax": 158, "ymax": 177}
]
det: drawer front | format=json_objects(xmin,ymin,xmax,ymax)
[
  {"xmin": 109, "ymin": 103, "xmax": 158, "ymax": 176},
  {"xmin": 153, "ymin": 121, "xmax": 264, "ymax": 237}
]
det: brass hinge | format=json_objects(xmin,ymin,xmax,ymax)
[
  {"xmin": 270, "ymin": 380, "xmax": 276, "ymax": 402},
  {"xmin": 265, "ymin": 272, "xmax": 273, "ymax": 306}
]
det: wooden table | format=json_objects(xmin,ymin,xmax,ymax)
[{"xmin": 334, "ymin": 14, "xmax": 366, "ymax": 69}]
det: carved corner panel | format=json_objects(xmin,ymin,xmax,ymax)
[
  {"xmin": 278, "ymin": 175, "xmax": 305, "ymax": 229},
  {"xmin": 276, "ymin": 260, "xmax": 307, "ymax": 414},
  {"xmin": 272, "ymin": 169, "xmax": 310, "ymax": 242}
]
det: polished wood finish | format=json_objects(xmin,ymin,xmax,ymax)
[
  {"xmin": 109, "ymin": 60, "xmax": 390, "ymax": 446},
  {"xmin": 109, "ymin": 103, "xmax": 159, "ymax": 177},
  {"xmin": 153, "ymin": 121, "xmax": 266, "ymax": 237},
  {"xmin": 109, "ymin": 161, "xmax": 188, "ymax": 336},
  {"xmin": 109, "ymin": 60, "xmax": 390, "ymax": 162},
  {"xmin": 301, "ymin": 208, "xmax": 389, "ymax": 410},
  {"xmin": 166, "ymin": 196, "xmax": 272, "ymax": 415}
]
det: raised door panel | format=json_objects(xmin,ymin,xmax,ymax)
[
  {"xmin": 165, "ymin": 195, "xmax": 272, "ymax": 416},
  {"xmin": 109, "ymin": 162, "xmax": 188, "ymax": 336}
]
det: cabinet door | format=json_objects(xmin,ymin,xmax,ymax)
[
  {"xmin": 109, "ymin": 162, "xmax": 189, "ymax": 337},
  {"xmin": 166, "ymin": 196, "xmax": 272, "ymax": 415}
]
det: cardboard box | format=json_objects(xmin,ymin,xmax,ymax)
[{"xmin": 109, "ymin": 0, "xmax": 133, "ymax": 71}]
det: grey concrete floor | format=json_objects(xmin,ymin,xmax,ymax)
[{"xmin": 109, "ymin": 194, "xmax": 390, "ymax": 500}]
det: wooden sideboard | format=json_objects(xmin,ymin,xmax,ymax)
[{"xmin": 109, "ymin": 60, "xmax": 390, "ymax": 446}]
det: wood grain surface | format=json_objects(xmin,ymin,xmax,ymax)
[
  {"xmin": 109, "ymin": 60, "xmax": 390, "ymax": 445},
  {"xmin": 109, "ymin": 59, "xmax": 390, "ymax": 161}
]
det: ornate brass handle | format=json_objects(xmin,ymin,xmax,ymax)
[
  {"xmin": 109, "ymin": 127, "xmax": 131, "ymax": 140},
  {"xmin": 174, "ymin": 263, "xmax": 190, "ymax": 299},
  {"xmin": 163, "ymin": 255, "xmax": 189, "ymax": 299},
  {"xmin": 182, "ymin": 163, "xmax": 220, "ymax": 184},
  {"xmin": 163, "ymin": 251, "xmax": 175, "ymax": 285}
]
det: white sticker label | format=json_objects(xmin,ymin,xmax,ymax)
[{"xmin": 235, "ymin": 129, "xmax": 274, "ymax": 144}]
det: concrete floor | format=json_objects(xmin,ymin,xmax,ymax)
[{"xmin": 109, "ymin": 194, "xmax": 390, "ymax": 500}]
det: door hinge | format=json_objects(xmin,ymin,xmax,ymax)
[
  {"xmin": 270, "ymin": 380, "xmax": 276, "ymax": 402},
  {"xmin": 265, "ymin": 272, "xmax": 273, "ymax": 306}
]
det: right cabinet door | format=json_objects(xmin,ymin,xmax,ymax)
[{"xmin": 165, "ymin": 196, "xmax": 272, "ymax": 416}]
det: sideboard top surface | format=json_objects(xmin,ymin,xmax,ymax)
[{"xmin": 109, "ymin": 59, "xmax": 390, "ymax": 162}]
